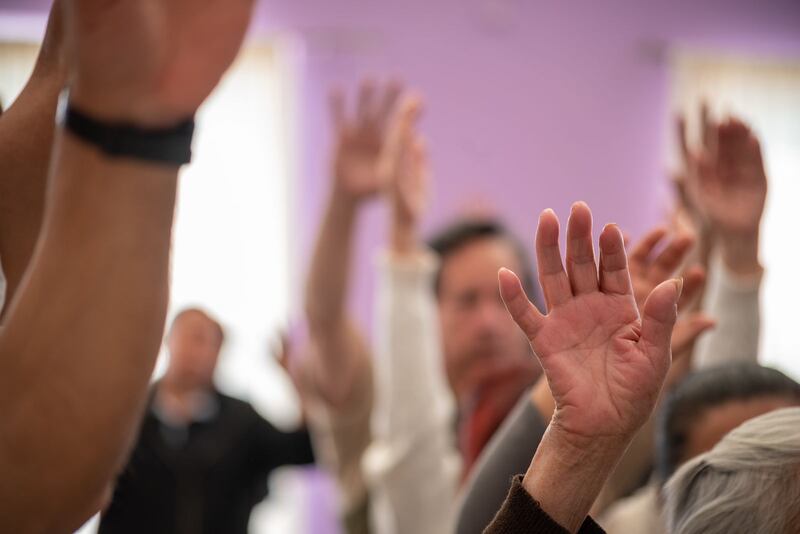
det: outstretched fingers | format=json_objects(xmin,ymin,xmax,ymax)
[
  {"xmin": 599, "ymin": 223, "xmax": 634, "ymax": 296},
  {"xmin": 628, "ymin": 226, "xmax": 668, "ymax": 268},
  {"xmin": 536, "ymin": 209, "xmax": 572, "ymax": 310},
  {"xmin": 566, "ymin": 202, "xmax": 599, "ymax": 295},
  {"xmin": 356, "ymin": 79, "xmax": 376, "ymax": 124},
  {"xmin": 639, "ymin": 279, "xmax": 682, "ymax": 371},
  {"xmin": 648, "ymin": 233, "xmax": 695, "ymax": 284},
  {"xmin": 678, "ymin": 265, "xmax": 705, "ymax": 311},
  {"xmin": 499, "ymin": 268, "xmax": 544, "ymax": 340}
]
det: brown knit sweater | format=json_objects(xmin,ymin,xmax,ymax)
[{"xmin": 484, "ymin": 476, "xmax": 606, "ymax": 534}]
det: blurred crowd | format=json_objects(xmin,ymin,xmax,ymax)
[{"xmin": 0, "ymin": 2, "xmax": 796, "ymax": 534}]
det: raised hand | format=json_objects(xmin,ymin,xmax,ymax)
[
  {"xmin": 330, "ymin": 80, "xmax": 402, "ymax": 202},
  {"xmin": 679, "ymin": 106, "xmax": 766, "ymax": 274},
  {"xmin": 387, "ymin": 97, "xmax": 427, "ymax": 225},
  {"xmin": 499, "ymin": 203, "xmax": 680, "ymax": 446},
  {"xmin": 65, "ymin": 0, "xmax": 256, "ymax": 127},
  {"xmin": 627, "ymin": 227, "xmax": 714, "ymax": 360},
  {"xmin": 382, "ymin": 96, "xmax": 428, "ymax": 254}
]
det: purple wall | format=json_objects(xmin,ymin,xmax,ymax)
[
  {"xmin": 3, "ymin": 0, "xmax": 800, "ymax": 329},
  {"xmin": 256, "ymin": 0, "xmax": 800, "ymax": 329}
]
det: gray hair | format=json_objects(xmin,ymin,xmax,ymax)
[{"xmin": 664, "ymin": 407, "xmax": 800, "ymax": 534}]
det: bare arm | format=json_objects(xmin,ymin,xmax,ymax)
[
  {"xmin": 303, "ymin": 81, "xmax": 400, "ymax": 407},
  {"xmin": 0, "ymin": 0, "xmax": 254, "ymax": 530},
  {"xmin": 0, "ymin": 131, "xmax": 178, "ymax": 532},
  {"xmin": 682, "ymin": 110, "xmax": 766, "ymax": 368},
  {"xmin": 0, "ymin": 2, "xmax": 67, "ymax": 313}
]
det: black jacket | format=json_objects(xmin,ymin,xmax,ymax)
[{"xmin": 98, "ymin": 390, "xmax": 315, "ymax": 534}]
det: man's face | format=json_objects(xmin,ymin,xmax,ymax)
[
  {"xmin": 438, "ymin": 236, "xmax": 536, "ymax": 402},
  {"xmin": 165, "ymin": 312, "xmax": 222, "ymax": 391},
  {"xmin": 682, "ymin": 396, "xmax": 800, "ymax": 464}
]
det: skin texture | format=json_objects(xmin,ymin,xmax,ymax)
[
  {"xmin": 530, "ymin": 223, "xmax": 714, "ymax": 423},
  {"xmin": 498, "ymin": 202, "xmax": 679, "ymax": 533},
  {"xmin": 0, "ymin": 0, "xmax": 254, "ymax": 531},
  {"xmin": 304, "ymin": 80, "xmax": 401, "ymax": 408},
  {"xmin": 0, "ymin": 1, "xmax": 67, "ymax": 318},
  {"xmin": 678, "ymin": 106, "xmax": 766, "ymax": 277}
]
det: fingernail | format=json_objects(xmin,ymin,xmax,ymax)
[{"xmin": 675, "ymin": 277, "xmax": 684, "ymax": 297}]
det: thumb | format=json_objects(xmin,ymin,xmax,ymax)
[
  {"xmin": 639, "ymin": 278, "xmax": 682, "ymax": 368},
  {"xmin": 498, "ymin": 268, "xmax": 543, "ymax": 340}
]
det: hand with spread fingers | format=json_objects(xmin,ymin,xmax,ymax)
[
  {"xmin": 66, "ymin": 0, "xmax": 256, "ymax": 127},
  {"xmin": 383, "ymin": 95, "xmax": 428, "ymax": 254},
  {"xmin": 330, "ymin": 80, "xmax": 403, "ymax": 202},
  {"xmin": 499, "ymin": 202, "xmax": 680, "ymax": 447},
  {"xmin": 498, "ymin": 202, "xmax": 681, "ymax": 532},
  {"xmin": 678, "ymin": 106, "xmax": 766, "ymax": 275},
  {"xmin": 627, "ymin": 227, "xmax": 715, "ymax": 364}
]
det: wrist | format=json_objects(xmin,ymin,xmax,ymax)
[
  {"xmin": 69, "ymin": 83, "xmax": 188, "ymax": 130},
  {"xmin": 390, "ymin": 216, "xmax": 419, "ymax": 256},
  {"xmin": 522, "ymin": 426, "xmax": 627, "ymax": 533},
  {"xmin": 325, "ymin": 187, "xmax": 360, "ymax": 230},
  {"xmin": 718, "ymin": 230, "xmax": 762, "ymax": 275},
  {"xmin": 59, "ymin": 93, "xmax": 195, "ymax": 167}
]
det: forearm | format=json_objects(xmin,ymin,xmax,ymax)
[
  {"xmin": 0, "ymin": 77, "xmax": 64, "ymax": 313},
  {"xmin": 303, "ymin": 189, "xmax": 370, "ymax": 405},
  {"xmin": 391, "ymin": 211, "xmax": 419, "ymax": 257},
  {"xmin": 0, "ymin": 129, "xmax": 177, "ymax": 532},
  {"xmin": 522, "ymin": 428, "xmax": 626, "ymax": 533},
  {"xmin": 718, "ymin": 231, "xmax": 761, "ymax": 276},
  {"xmin": 304, "ymin": 189, "xmax": 358, "ymax": 335}
]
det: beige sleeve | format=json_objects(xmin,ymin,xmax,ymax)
[{"xmin": 693, "ymin": 252, "xmax": 762, "ymax": 369}]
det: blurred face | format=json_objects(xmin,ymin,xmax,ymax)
[
  {"xmin": 682, "ymin": 396, "xmax": 800, "ymax": 464},
  {"xmin": 164, "ymin": 311, "xmax": 222, "ymax": 391},
  {"xmin": 438, "ymin": 237, "xmax": 536, "ymax": 402}
]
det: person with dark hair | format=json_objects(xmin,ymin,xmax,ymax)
[
  {"xmin": 428, "ymin": 219, "xmax": 539, "ymax": 302},
  {"xmin": 599, "ymin": 363, "xmax": 800, "ymax": 534},
  {"xmin": 98, "ymin": 308, "xmax": 315, "ymax": 534},
  {"xmin": 427, "ymin": 217, "xmax": 544, "ymax": 474},
  {"xmin": 658, "ymin": 363, "xmax": 800, "ymax": 481},
  {"xmin": 453, "ymin": 222, "xmax": 713, "ymax": 534},
  {"xmin": 665, "ymin": 407, "xmax": 800, "ymax": 534},
  {"xmin": 300, "ymin": 80, "xmax": 545, "ymax": 534}
]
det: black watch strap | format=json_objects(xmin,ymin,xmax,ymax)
[{"xmin": 59, "ymin": 93, "xmax": 195, "ymax": 166}]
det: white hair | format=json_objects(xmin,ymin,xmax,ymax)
[{"xmin": 664, "ymin": 407, "xmax": 800, "ymax": 534}]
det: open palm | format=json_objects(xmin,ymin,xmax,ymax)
[
  {"xmin": 67, "ymin": 0, "xmax": 256, "ymax": 126},
  {"xmin": 499, "ymin": 203, "xmax": 680, "ymax": 444},
  {"xmin": 330, "ymin": 81, "xmax": 402, "ymax": 200},
  {"xmin": 384, "ymin": 96, "xmax": 428, "ymax": 225},
  {"xmin": 680, "ymin": 109, "xmax": 767, "ymax": 238}
]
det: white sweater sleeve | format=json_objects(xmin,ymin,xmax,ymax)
[
  {"xmin": 694, "ymin": 252, "xmax": 763, "ymax": 369},
  {"xmin": 363, "ymin": 250, "xmax": 461, "ymax": 534}
]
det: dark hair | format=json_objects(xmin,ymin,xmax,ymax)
[
  {"xmin": 656, "ymin": 363, "xmax": 800, "ymax": 482},
  {"xmin": 169, "ymin": 307, "xmax": 225, "ymax": 345},
  {"xmin": 427, "ymin": 218, "xmax": 541, "ymax": 309}
]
